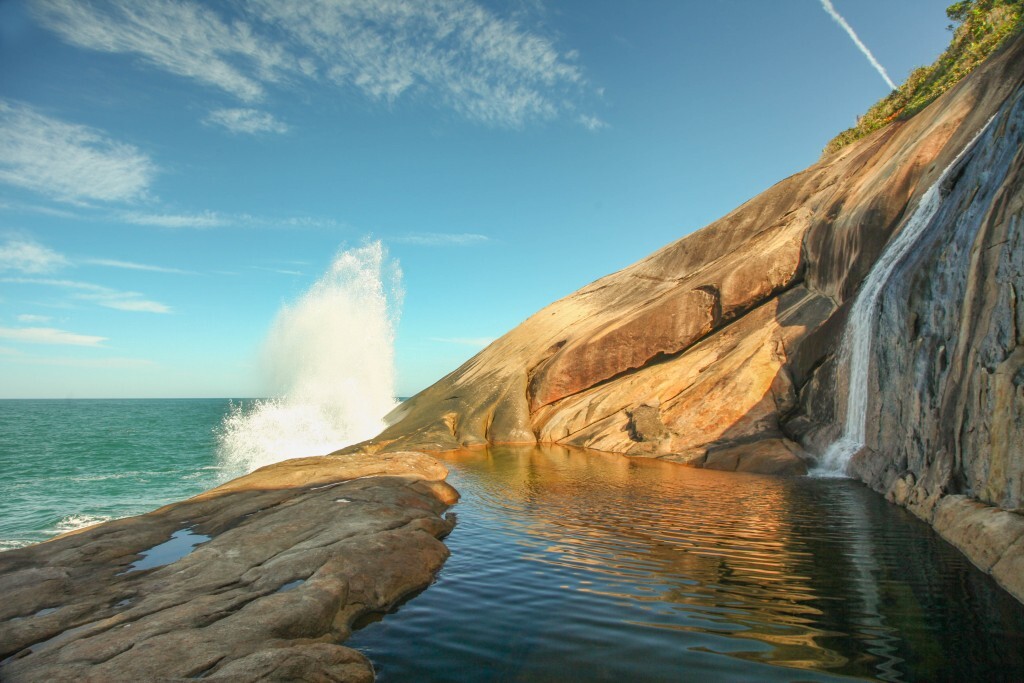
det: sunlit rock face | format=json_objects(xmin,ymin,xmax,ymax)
[
  {"xmin": 363, "ymin": 36, "xmax": 1024, "ymax": 478},
  {"xmin": 350, "ymin": 36, "xmax": 1024, "ymax": 600}
]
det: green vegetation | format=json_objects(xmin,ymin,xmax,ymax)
[{"xmin": 824, "ymin": 0, "xmax": 1024, "ymax": 155}]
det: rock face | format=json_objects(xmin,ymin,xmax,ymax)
[
  {"xmin": 353, "ymin": 37, "xmax": 1024, "ymax": 600},
  {"xmin": 0, "ymin": 452, "xmax": 457, "ymax": 682}
]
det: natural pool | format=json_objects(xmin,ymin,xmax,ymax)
[{"xmin": 347, "ymin": 445, "xmax": 1024, "ymax": 682}]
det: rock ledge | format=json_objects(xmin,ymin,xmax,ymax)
[{"xmin": 0, "ymin": 451, "xmax": 457, "ymax": 682}]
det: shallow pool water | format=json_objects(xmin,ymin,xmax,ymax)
[{"xmin": 347, "ymin": 445, "xmax": 1024, "ymax": 682}]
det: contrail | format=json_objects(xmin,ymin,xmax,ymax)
[{"xmin": 820, "ymin": 0, "xmax": 898, "ymax": 91}]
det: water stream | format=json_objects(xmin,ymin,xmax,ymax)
[
  {"xmin": 348, "ymin": 445, "xmax": 1024, "ymax": 681},
  {"xmin": 816, "ymin": 119, "xmax": 995, "ymax": 475}
]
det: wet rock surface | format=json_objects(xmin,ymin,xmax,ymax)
[{"xmin": 0, "ymin": 451, "xmax": 457, "ymax": 682}]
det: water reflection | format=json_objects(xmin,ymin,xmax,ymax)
[{"xmin": 348, "ymin": 445, "xmax": 1024, "ymax": 682}]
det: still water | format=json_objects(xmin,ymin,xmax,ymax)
[{"xmin": 348, "ymin": 445, "xmax": 1024, "ymax": 682}]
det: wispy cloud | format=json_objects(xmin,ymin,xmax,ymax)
[
  {"xmin": 0, "ymin": 326, "xmax": 107, "ymax": 346},
  {"xmin": 33, "ymin": 0, "xmax": 598, "ymax": 128},
  {"xmin": 430, "ymin": 336, "xmax": 496, "ymax": 347},
  {"xmin": 18, "ymin": 356, "xmax": 156, "ymax": 368},
  {"xmin": 31, "ymin": 0, "xmax": 288, "ymax": 102},
  {"xmin": 117, "ymin": 210, "xmax": 229, "ymax": 228},
  {"xmin": 820, "ymin": 0, "xmax": 897, "ymax": 91},
  {"xmin": 0, "ymin": 100, "xmax": 156, "ymax": 203},
  {"xmin": 0, "ymin": 201, "xmax": 345, "ymax": 232},
  {"xmin": 205, "ymin": 108, "xmax": 289, "ymax": 135},
  {"xmin": 577, "ymin": 114, "xmax": 608, "ymax": 132},
  {"xmin": 0, "ymin": 201, "xmax": 85, "ymax": 220},
  {"xmin": 16, "ymin": 314, "xmax": 53, "ymax": 323},
  {"xmin": 0, "ymin": 349, "xmax": 155, "ymax": 368},
  {"xmin": 78, "ymin": 295, "xmax": 171, "ymax": 313},
  {"xmin": 0, "ymin": 237, "xmax": 69, "ymax": 273},
  {"xmin": 2, "ymin": 277, "xmax": 107, "ymax": 291},
  {"xmin": 84, "ymin": 258, "xmax": 194, "ymax": 274},
  {"xmin": 392, "ymin": 232, "xmax": 489, "ymax": 246},
  {"xmin": 250, "ymin": 266, "xmax": 305, "ymax": 276},
  {"xmin": 2, "ymin": 277, "xmax": 172, "ymax": 314}
]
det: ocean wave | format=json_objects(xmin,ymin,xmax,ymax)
[
  {"xmin": 53, "ymin": 513, "xmax": 113, "ymax": 534},
  {"xmin": 0, "ymin": 539, "xmax": 32, "ymax": 552}
]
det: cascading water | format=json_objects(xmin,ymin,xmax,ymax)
[
  {"xmin": 217, "ymin": 241, "xmax": 402, "ymax": 473},
  {"xmin": 815, "ymin": 119, "xmax": 995, "ymax": 476}
]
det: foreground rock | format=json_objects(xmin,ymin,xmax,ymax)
[
  {"xmin": 0, "ymin": 451, "xmax": 457, "ymax": 682},
  {"xmin": 345, "ymin": 36, "xmax": 1024, "ymax": 602}
]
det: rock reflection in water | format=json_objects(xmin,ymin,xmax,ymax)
[{"xmin": 348, "ymin": 445, "xmax": 1024, "ymax": 682}]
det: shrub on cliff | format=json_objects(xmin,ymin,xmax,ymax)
[{"xmin": 824, "ymin": 0, "xmax": 1024, "ymax": 156}]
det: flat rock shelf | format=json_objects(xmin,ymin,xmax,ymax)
[{"xmin": 0, "ymin": 451, "xmax": 457, "ymax": 682}]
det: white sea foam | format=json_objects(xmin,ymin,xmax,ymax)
[
  {"xmin": 217, "ymin": 242, "xmax": 402, "ymax": 473},
  {"xmin": 0, "ymin": 539, "xmax": 32, "ymax": 552},
  {"xmin": 53, "ymin": 513, "xmax": 113, "ymax": 534}
]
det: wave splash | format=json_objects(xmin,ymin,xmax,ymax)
[{"xmin": 217, "ymin": 242, "xmax": 402, "ymax": 473}]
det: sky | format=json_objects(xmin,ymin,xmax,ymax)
[{"xmin": 0, "ymin": 0, "xmax": 956, "ymax": 399}]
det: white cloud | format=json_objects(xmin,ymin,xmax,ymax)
[
  {"xmin": 3, "ymin": 277, "xmax": 115, "ymax": 292},
  {"xmin": 19, "ymin": 356, "xmax": 156, "ymax": 368},
  {"xmin": 250, "ymin": 266, "xmax": 305, "ymax": 276},
  {"xmin": 205, "ymin": 108, "xmax": 289, "ymax": 135},
  {"xmin": 84, "ymin": 258, "xmax": 193, "ymax": 274},
  {"xmin": 0, "ymin": 101, "xmax": 156, "ymax": 203},
  {"xmin": 0, "ymin": 326, "xmax": 106, "ymax": 346},
  {"xmin": 31, "ymin": 0, "xmax": 291, "ymax": 102},
  {"xmin": 578, "ymin": 114, "xmax": 608, "ymax": 131},
  {"xmin": 17, "ymin": 314, "xmax": 53, "ymax": 323},
  {"xmin": 0, "ymin": 201, "xmax": 343, "ymax": 232},
  {"xmin": 0, "ymin": 201, "xmax": 85, "ymax": 220},
  {"xmin": 78, "ymin": 295, "xmax": 171, "ymax": 313},
  {"xmin": 117, "ymin": 210, "xmax": 229, "ymax": 228},
  {"xmin": 0, "ymin": 238, "xmax": 69, "ymax": 273},
  {"xmin": 430, "ymin": 336, "xmax": 496, "ymax": 347},
  {"xmin": 392, "ymin": 232, "xmax": 489, "ymax": 246},
  {"xmin": 33, "ymin": 0, "xmax": 593, "ymax": 128},
  {"xmin": 250, "ymin": 0, "xmax": 585, "ymax": 126},
  {"xmin": 2, "ymin": 277, "xmax": 172, "ymax": 314}
]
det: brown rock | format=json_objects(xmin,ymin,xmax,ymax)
[
  {"xmin": 0, "ymin": 451, "xmax": 456, "ymax": 682},
  {"xmin": 702, "ymin": 438, "xmax": 809, "ymax": 476}
]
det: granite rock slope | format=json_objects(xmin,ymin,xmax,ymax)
[
  {"xmin": 0, "ymin": 451, "xmax": 457, "ymax": 682},
  {"xmin": 358, "ymin": 36, "xmax": 1024, "ymax": 479},
  {"xmin": 348, "ymin": 37, "xmax": 1024, "ymax": 601}
]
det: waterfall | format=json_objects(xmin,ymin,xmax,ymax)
[
  {"xmin": 216, "ymin": 241, "xmax": 402, "ymax": 473},
  {"xmin": 815, "ymin": 118, "xmax": 995, "ymax": 476}
]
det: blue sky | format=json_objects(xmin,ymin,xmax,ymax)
[{"xmin": 0, "ymin": 0, "xmax": 954, "ymax": 399}]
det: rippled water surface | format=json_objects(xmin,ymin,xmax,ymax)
[
  {"xmin": 0, "ymin": 399, "xmax": 241, "ymax": 549},
  {"xmin": 348, "ymin": 445, "xmax": 1024, "ymax": 682}
]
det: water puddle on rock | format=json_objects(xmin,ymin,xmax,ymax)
[
  {"xmin": 347, "ymin": 445, "xmax": 1024, "ymax": 682},
  {"xmin": 119, "ymin": 527, "xmax": 210, "ymax": 574}
]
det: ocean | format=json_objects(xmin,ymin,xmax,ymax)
[{"xmin": 0, "ymin": 399, "xmax": 245, "ymax": 551}]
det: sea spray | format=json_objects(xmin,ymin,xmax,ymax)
[
  {"xmin": 816, "ymin": 118, "xmax": 995, "ymax": 476},
  {"xmin": 217, "ymin": 242, "xmax": 402, "ymax": 473}
]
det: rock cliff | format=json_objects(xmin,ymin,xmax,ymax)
[{"xmin": 352, "ymin": 36, "xmax": 1024, "ymax": 601}]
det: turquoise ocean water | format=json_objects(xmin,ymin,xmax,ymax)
[{"xmin": 0, "ymin": 399, "xmax": 246, "ymax": 550}]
